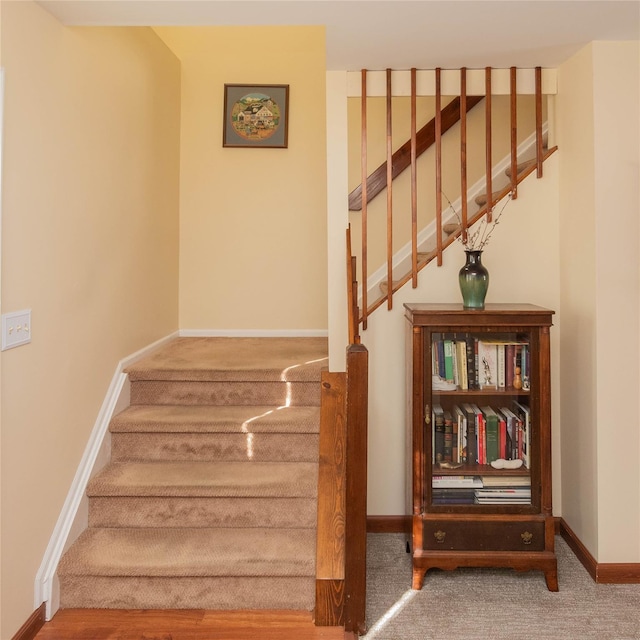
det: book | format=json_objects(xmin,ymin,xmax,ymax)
[
  {"xmin": 481, "ymin": 406, "xmax": 500, "ymax": 464},
  {"xmin": 443, "ymin": 338, "xmax": 455, "ymax": 383},
  {"xmin": 433, "ymin": 404, "xmax": 445, "ymax": 463},
  {"xmin": 465, "ymin": 334, "xmax": 477, "ymax": 390},
  {"xmin": 453, "ymin": 404, "xmax": 467, "ymax": 463},
  {"xmin": 462, "ymin": 403, "xmax": 477, "ymax": 464},
  {"xmin": 495, "ymin": 408, "xmax": 508, "ymax": 459},
  {"xmin": 443, "ymin": 410, "xmax": 454, "ymax": 462},
  {"xmin": 432, "ymin": 475, "xmax": 483, "ymax": 488},
  {"xmin": 451, "ymin": 341, "xmax": 459, "ymax": 387},
  {"xmin": 456, "ymin": 339, "xmax": 468, "ymax": 390},
  {"xmin": 513, "ymin": 401, "xmax": 531, "ymax": 468},
  {"xmin": 505, "ymin": 343, "xmax": 516, "ymax": 388},
  {"xmin": 500, "ymin": 406, "xmax": 519, "ymax": 460},
  {"xmin": 436, "ymin": 338, "xmax": 445, "ymax": 379},
  {"xmin": 481, "ymin": 475, "xmax": 531, "ymax": 487},
  {"xmin": 451, "ymin": 410, "xmax": 459, "ymax": 463},
  {"xmin": 472, "ymin": 404, "xmax": 485, "ymax": 464},
  {"xmin": 477, "ymin": 341, "xmax": 498, "ymax": 389},
  {"xmin": 496, "ymin": 344, "xmax": 506, "ymax": 389}
]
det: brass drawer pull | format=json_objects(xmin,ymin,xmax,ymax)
[
  {"xmin": 521, "ymin": 531, "xmax": 533, "ymax": 545},
  {"xmin": 434, "ymin": 530, "xmax": 446, "ymax": 543}
]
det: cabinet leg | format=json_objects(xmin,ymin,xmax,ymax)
[
  {"xmin": 544, "ymin": 569, "xmax": 559, "ymax": 592},
  {"xmin": 412, "ymin": 567, "xmax": 427, "ymax": 590}
]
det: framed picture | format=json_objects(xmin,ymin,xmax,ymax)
[{"xmin": 223, "ymin": 84, "xmax": 289, "ymax": 148}]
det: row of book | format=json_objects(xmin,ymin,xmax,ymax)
[
  {"xmin": 432, "ymin": 475, "xmax": 531, "ymax": 505},
  {"xmin": 432, "ymin": 334, "xmax": 530, "ymax": 391},
  {"xmin": 432, "ymin": 402, "xmax": 531, "ymax": 467}
]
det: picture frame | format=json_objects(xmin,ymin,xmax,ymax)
[{"xmin": 223, "ymin": 84, "xmax": 289, "ymax": 148}]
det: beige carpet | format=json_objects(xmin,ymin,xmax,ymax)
[
  {"xmin": 126, "ymin": 337, "xmax": 328, "ymax": 382},
  {"xmin": 57, "ymin": 336, "xmax": 325, "ymax": 611},
  {"xmin": 364, "ymin": 534, "xmax": 640, "ymax": 639}
]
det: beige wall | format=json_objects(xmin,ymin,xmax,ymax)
[
  {"xmin": 0, "ymin": 3, "xmax": 180, "ymax": 636},
  {"xmin": 154, "ymin": 26, "xmax": 328, "ymax": 332},
  {"xmin": 592, "ymin": 41, "xmax": 640, "ymax": 562},
  {"xmin": 556, "ymin": 44, "xmax": 599, "ymax": 558},
  {"xmin": 557, "ymin": 41, "xmax": 640, "ymax": 563}
]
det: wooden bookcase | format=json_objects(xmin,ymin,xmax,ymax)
[{"xmin": 405, "ymin": 303, "xmax": 558, "ymax": 591}]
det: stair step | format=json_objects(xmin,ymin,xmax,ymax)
[
  {"xmin": 125, "ymin": 337, "xmax": 328, "ymax": 383},
  {"xmin": 59, "ymin": 527, "xmax": 316, "ymax": 577},
  {"xmin": 87, "ymin": 461, "xmax": 318, "ymax": 499},
  {"xmin": 111, "ymin": 431, "xmax": 319, "ymax": 463},
  {"xmin": 443, "ymin": 222, "xmax": 461, "ymax": 235},
  {"xmin": 59, "ymin": 574, "xmax": 315, "ymax": 610},
  {"xmin": 504, "ymin": 157, "xmax": 539, "ymax": 178},
  {"xmin": 89, "ymin": 495, "xmax": 317, "ymax": 529},
  {"xmin": 474, "ymin": 190, "xmax": 507, "ymax": 207},
  {"xmin": 130, "ymin": 379, "xmax": 321, "ymax": 407},
  {"xmin": 110, "ymin": 405, "xmax": 320, "ymax": 463},
  {"xmin": 59, "ymin": 337, "xmax": 326, "ymax": 612},
  {"xmin": 58, "ymin": 527, "xmax": 316, "ymax": 609},
  {"xmin": 111, "ymin": 404, "xmax": 321, "ymax": 434}
]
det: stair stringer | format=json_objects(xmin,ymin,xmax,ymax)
[{"xmin": 361, "ymin": 124, "xmax": 549, "ymax": 306}]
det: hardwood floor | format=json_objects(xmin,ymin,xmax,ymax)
[{"xmin": 34, "ymin": 609, "xmax": 346, "ymax": 640}]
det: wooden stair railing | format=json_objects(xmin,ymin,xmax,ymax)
[
  {"xmin": 352, "ymin": 66, "xmax": 555, "ymax": 332},
  {"xmin": 348, "ymin": 94, "xmax": 484, "ymax": 211}
]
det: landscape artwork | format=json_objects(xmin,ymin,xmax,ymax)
[{"xmin": 223, "ymin": 84, "xmax": 289, "ymax": 148}]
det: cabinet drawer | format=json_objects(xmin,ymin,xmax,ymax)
[{"xmin": 423, "ymin": 520, "xmax": 545, "ymax": 551}]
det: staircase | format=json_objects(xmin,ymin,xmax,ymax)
[{"xmin": 57, "ymin": 336, "xmax": 328, "ymax": 610}]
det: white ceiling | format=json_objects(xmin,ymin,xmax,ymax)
[{"xmin": 38, "ymin": 0, "xmax": 640, "ymax": 70}]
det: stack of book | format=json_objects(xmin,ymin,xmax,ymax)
[
  {"xmin": 474, "ymin": 475, "xmax": 531, "ymax": 504},
  {"xmin": 432, "ymin": 475, "xmax": 482, "ymax": 505}
]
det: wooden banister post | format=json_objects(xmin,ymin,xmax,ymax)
[{"xmin": 485, "ymin": 67, "xmax": 493, "ymax": 222}]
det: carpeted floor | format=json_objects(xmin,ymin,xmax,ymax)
[{"xmin": 364, "ymin": 534, "xmax": 640, "ymax": 639}]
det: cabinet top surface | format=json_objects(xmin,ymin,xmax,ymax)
[
  {"xmin": 404, "ymin": 303, "xmax": 553, "ymax": 313},
  {"xmin": 404, "ymin": 303, "xmax": 554, "ymax": 326}
]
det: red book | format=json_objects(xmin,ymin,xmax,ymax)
[
  {"xmin": 496, "ymin": 409, "xmax": 507, "ymax": 459},
  {"xmin": 505, "ymin": 344, "xmax": 516, "ymax": 388}
]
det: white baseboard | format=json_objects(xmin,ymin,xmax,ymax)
[
  {"xmin": 179, "ymin": 329, "xmax": 329, "ymax": 338},
  {"xmin": 34, "ymin": 331, "xmax": 179, "ymax": 620}
]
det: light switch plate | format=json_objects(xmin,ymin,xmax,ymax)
[{"xmin": 2, "ymin": 309, "xmax": 32, "ymax": 350}]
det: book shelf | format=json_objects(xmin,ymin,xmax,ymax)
[{"xmin": 405, "ymin": 303, "xmax": 558, "ymax": 591}]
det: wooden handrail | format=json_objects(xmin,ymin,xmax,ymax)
[{"xmin": 348, "ymin": 94, "xmax": 484, "ymax": 211}]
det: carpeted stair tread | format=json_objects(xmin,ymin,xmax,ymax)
[
  {"xmin": 89, "ymin": 496, "xmax": 317, "ymax": 529},
  {"xmin": 129, "ymin": 379, "xmax": 320, "ymax": 407},
  {"xmin": 110, "ymin": 431, "xmax": 319, "ymax": 463},
  {"xmin": 87, "ymin": 461, "xmax": 318, "ymax": 498},
  {"xmin": 110, "ymin": 404, "xmax": 320, "ymax": 434},
  {"xmin": 126, "ymin": 337, "xmax": 328, "ymax": 383},
  {"xmin": 58, "ymin": 575, "xmax": 315, "ymax": 610},
  {"xmin": 58, "ymin": 527, "xmax": 316, "ymax": 577}
]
